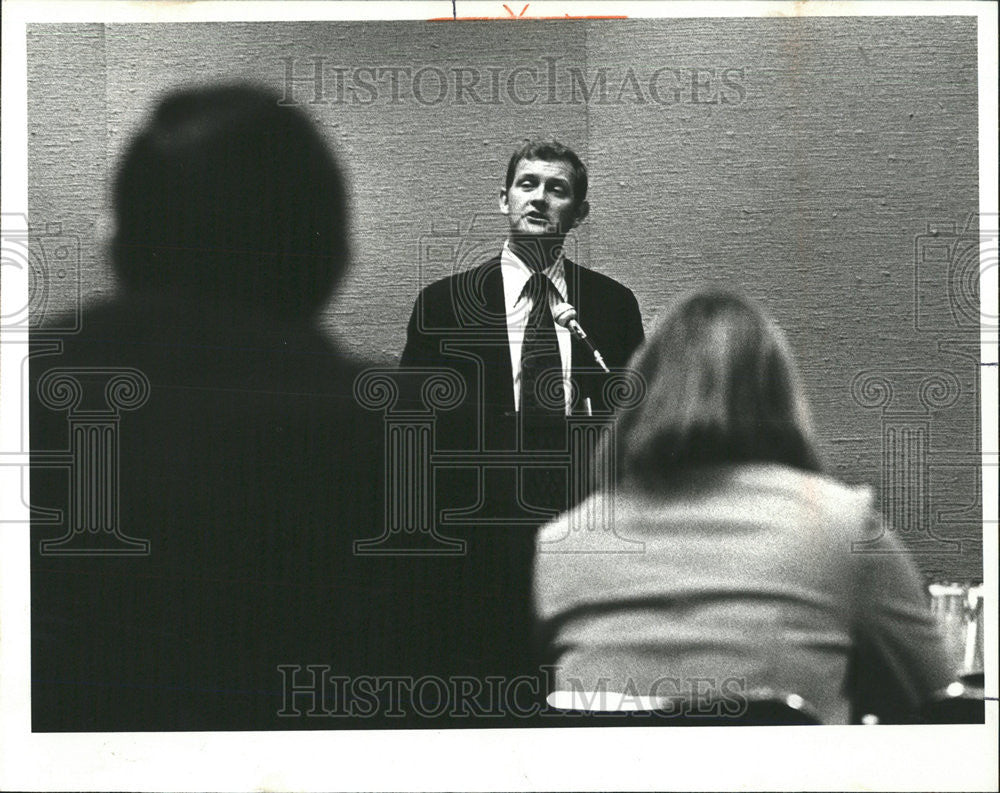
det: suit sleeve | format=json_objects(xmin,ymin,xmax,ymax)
[
  {"xmin": 621, "ymin": 288, "xmax": 644, "ymax": 364},
  {"xmin": 400, "ymin": 288, "xmax": 435, "ymax": 368}
]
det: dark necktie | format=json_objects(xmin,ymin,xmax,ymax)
[
  {"xmin": 518, "ymin": 272, "xmax": 567, "ymax": 514},
  {"xmin": 519, "ymin": 271, "xmax": 564, "ymax": 421}
]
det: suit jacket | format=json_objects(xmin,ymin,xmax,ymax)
[
  {"xmin": 400, "ymin": 255, "xmax": 644, "ymax": 448},
  {"xmin": 390, "ymin": 256, "xmax": 644, "ymax": 720}
]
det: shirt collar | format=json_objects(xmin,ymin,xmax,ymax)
[{"xmin": 501, "ymin": 240, "xmax": 567, "ymax": 309}]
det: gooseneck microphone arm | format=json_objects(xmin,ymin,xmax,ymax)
[{"xmin": 552, "ymin": 302, "xmax": 611, "ymax": 374}]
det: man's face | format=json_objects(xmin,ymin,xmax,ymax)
[{"xmin": 499, "ymin": 158, "xmax": 589, "ymax": 238}]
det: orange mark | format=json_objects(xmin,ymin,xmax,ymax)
[
  {"xmin": 502, "ymin": 3, "xmax": 530, "ymax": 16},
  {"xmin": 428, "ymin": 14, "xmax": 628, "ymax": 21},
  {"xmin": 432, "ymin": 0, "xmax": 626, "ymax": 20}
]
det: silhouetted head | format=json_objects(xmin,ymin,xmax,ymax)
[
  {"xmin": 613, "ymin": 289, "xmax": 822, "ymax": 490},
  {"xmin": 112, "ymin": 84, "xmax": 348, "ymax": 319}
]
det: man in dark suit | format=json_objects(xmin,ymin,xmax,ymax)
[{"xmin": 397, "ymin": 141, "xmax": 644, "ymax": 718}]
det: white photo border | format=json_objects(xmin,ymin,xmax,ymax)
[{"xmin": 1, "ymin": 2, "xmax": 996, "ymax": 791}]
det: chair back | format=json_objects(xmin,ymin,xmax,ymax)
[
  {"xmin": 544, "ymin": 689, "xmax": 822, "ymax": 726},
  {"xmin": 918, "ymin": 681, "xmax": 985, "ymax": 724},
  {"xmin": 738, "ymin": 692, "xmax": 822, "ymax": 725}
]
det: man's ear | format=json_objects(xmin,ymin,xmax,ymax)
[
  {"xmin": 499, "ymin": 188, "xmax": 510, "ymax": 215},
  {"xmin": 572, "ymin": 200, "xmax": 590, "ymax": 228}
]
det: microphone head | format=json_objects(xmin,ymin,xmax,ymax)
[{"xmin": 552, "ymin": 301, "xmax": 577, "ymax": 327}]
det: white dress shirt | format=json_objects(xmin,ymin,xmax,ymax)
[{"xmin": 500, "ymin": 241, "xmax": 572, "ymax": 414}]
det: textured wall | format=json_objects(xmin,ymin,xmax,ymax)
[{"xmin": 27, "ymin": 19, "xmax": 981, "ymax": 579}]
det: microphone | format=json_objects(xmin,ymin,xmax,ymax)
[{"xmin": 552, "ymin": 302, "xmax": 610, "ymax": 374}]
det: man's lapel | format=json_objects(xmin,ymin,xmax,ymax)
[
  {"xmin": 469, "ymin": 257, "xmax": 515, "ymax": 414},
  {"xmin": 565, "ymin": 259, "xmax": 620, "ymax": 415},
  {"xmin": 563, "ymin": 256, "xmax": 581, "ymax": 310},
  {"xmin": 563, "ymin": 258, "xmax": 592, "ymax": 410}
]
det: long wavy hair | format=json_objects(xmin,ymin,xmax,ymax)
[{"xmin": 608, "ymin": 289, "xmax": 823, "ymax": 491}]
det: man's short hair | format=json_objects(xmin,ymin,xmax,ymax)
[
  {"xmin": 112, "ymin": 83, "xmax": 348, "ymax": 318},
  {"xmin": 504, "ymin": 140, "xmax": 588, "ymax": 205}
]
